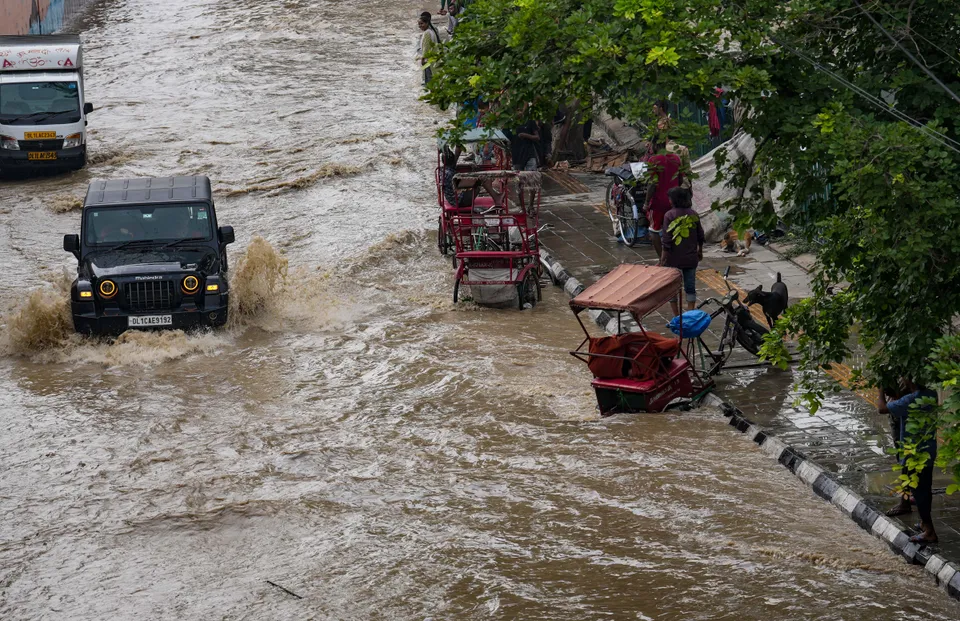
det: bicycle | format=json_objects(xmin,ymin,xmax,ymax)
[
  {"xmin": 688, "ymin": 267, "xmax": 770, "ymax": 377},
  {"xmin": 604, "ymin": 164, "xmax": 649, "ymax": 247}
]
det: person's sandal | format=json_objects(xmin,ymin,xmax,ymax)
[{"xmin": 909, "ymin": 533, "xmax": 939, "ymax": 545}]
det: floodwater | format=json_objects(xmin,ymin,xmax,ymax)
[{"xmin": 0, "ymin": 0, "xmax": 957, "ymax": 619}]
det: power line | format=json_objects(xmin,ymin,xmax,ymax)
[
  {"xmin": 853, "ymin": 0, "xmax": 960, "ymax": 107},
  {"xmin": 866, "ymin": 0, "xmax": 960, "ymax": 69},
  {"xmin": 771, "ymin": 35, "xmax": 960, "ymax": 156}
]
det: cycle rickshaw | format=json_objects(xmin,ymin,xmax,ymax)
[
  {"xmin": 436, "ymin": 128, "xmax": 510, "ymax": 257},
  {"xmin": 569, "ymin": 264, "xmax": 715, "ymax": 414},
  {"xmin": 450, "ymin": 170, "xmax": 543, "ymax": 308}
]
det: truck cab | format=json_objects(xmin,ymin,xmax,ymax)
[
  {"xmin": 63, "ymin": 176, "xmax": 235, "ymax": 336},
  {"xmin": 0, "ymin": 35, "xmax": 94, "ymax": 173}
]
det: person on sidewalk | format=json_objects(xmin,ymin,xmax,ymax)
[
  {"xmin": 878, "ymin": 380, "xmax": 939, "ymax": 544},
  {"xmin": 666, "ymin": 135, "xmax": 692, "ymax": 189},
  {"xmin": 660, "ymin": 187, "xmax": 704, "ymax": 316},
  {"xmin": 439, "ymin": 0, "xmax": 449, "ymax": 15},
  {"xmin": 643, "ymin": 141, "xmax": 683, "ymax": 259},
  {"xmin": 418, "ymin": 12, "xmax": 441, "ymax": 86},
  {"xmin": 446, "ymin": 2, "xmax": 459, "ymax": 36},
  {"xmin": 505, "ymin": 118, "xmax": 541, "ymax": 209},
  {"xmin": 441, "ymin": 145, "xmax": 503, "ymax": 208}
]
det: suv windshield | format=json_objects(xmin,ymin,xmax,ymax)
[
  {"xmin": 0, "ymin": 82, "xmax": 81, "ymax": 125},
  {"xmin": 84, "ymin": 204, "xmax": 214, "ymax": 246}
]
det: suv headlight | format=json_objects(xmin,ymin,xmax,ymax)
[
  {"xmin": 63, "ymin": 133, "xmax": 83, "ymax": 149},
  {"xmin": 0, "ymin": 136, "xmax": 19, "ymax": 151}
]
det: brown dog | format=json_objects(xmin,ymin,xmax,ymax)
[{"xmin": 720, "ymin": 229, "xmax": 754, "ymax": 256}]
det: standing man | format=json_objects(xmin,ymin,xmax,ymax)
[
  {"xmin": 666, "ymin": 135, "xmax": 692, "ymax": 189},
  {"xmin": 446, "ymin": 1, "xmax": 459, "ymax": 37},
  {"xmin": 505, "ymin": 118, "xmax": 540, "ymax": 172},
  {"xmin": 418, "ymin": 12, "xmax": 440, "ymax": 86},
  {"xmin": 643, "ymin": 141, "xmax": 683, "ymax": 259},
  {"xmin": 504, "ymin": 118, "xmax": 540, "ymax": 210},
  {"xmin": 879, "ymin": 380, "xmax": 939, "ymax": 544}
]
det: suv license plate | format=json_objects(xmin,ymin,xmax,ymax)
[
  {"xmin": 128, "ymin": 315, "xmax": 173, "ymax": 327},
  {"xmin": 27, "ymin": 151, "xmax": 57, "ymax": 161}
]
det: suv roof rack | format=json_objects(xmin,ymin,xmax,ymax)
[{"xmin": 84, "ymin": 176, "xmax": 212, "ymax": 207}]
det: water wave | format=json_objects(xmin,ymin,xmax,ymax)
[{"xmin": 223, "ymin": 163, "xmax": 363, "ymax": 196}]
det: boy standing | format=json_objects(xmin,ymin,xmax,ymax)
[{"xmin": 660, "ymin": 187, "xmax": 704, "ymax": 316}]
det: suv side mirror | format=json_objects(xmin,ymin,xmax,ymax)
[
  {"xmin": 218, "ymin": 226, "xmax": 235, "ymax": 245},
  {"xmin": 63, "ymin": 234, "xmax": 80, "ymax": 259},
  {"xmin": 83, "ymin": 103, "xmax": 94, "ymax": 115}
]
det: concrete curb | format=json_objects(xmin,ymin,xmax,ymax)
[
  {"xmin": 709, "ymin": 394, "xmax": 960, "ymax": 600},
  {"xmin": 539, "ymin": 247, "xmax": 960, "ymax": 602},
  {"xmin": 540, "ymin": 251, "xmax": 621, "ymax": 335}
]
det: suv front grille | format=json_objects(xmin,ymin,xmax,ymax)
[
  {"xmin": 123, "ymin": 280, "xmax": 176, "ymax": 312},
  {"xmin": 19, "ymin": 139, "xmax": 64, "ymax": 151}
]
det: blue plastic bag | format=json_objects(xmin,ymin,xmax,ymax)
[{"xmin": 668, "ymin": 310, "xmax": 711, "ymax": 339}]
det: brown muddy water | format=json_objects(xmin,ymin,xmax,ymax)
[{"xmin": 0, "ymin": 0, "xmax": 957, "ymax": 619}]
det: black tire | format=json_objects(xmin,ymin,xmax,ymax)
[
  {"xmin": 437, "ymin": 216, "xmax": 447, "ymax": 255},
  {"xmin": 517, "ymin": 269, "xmax": 541, "ymax": 309},
  {"xmin": 453, "ymin": 275, "xmax": 461, "ymax": 303},
  {"xmin": 605, "ymin": 179, "xmax": 617, "ymax": 212},
  {"xmin": 617, "ymin": 198, "xmax": 640, "ymax": 247},
  {"xmin": 736, "ymin": 319, "xmax": 769, "ymax": 356}
]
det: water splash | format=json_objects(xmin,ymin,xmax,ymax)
[{"xmin": 48, "ymin": 193, "xmax": 84, "ymax": 213}]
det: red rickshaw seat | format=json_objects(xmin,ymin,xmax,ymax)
[
  {"xmin": 443, "ymin": 197, "xmax": 497, "ymax": 212},
  {"xmin": 591, "ymin": 359, "xmax": 690, "ymax": 393}
]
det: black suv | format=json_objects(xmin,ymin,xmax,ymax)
[{"xmin": 63, "ymin": 176, "xmax": 235, "ymax": 336}]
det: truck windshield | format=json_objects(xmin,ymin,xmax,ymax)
[
  {"xmin": 85, "ymin": 204, "xmax": 214, "ymax": 246},
  {"xmin": 0, "ymin": 82, "xmax": 81, "ymax": 125}
]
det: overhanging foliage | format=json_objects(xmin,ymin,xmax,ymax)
[{"xmin": 426, "ymin": 0, "xmax": 960, "ymax": 487}]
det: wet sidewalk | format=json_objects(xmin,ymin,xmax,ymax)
[{"xmin": 537, "ymin": 169, "xmax": 960, "ymax": 562}]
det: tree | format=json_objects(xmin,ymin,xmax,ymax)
[{"xmin": 426, "ymin": 0, "xmax": 960, "ymax": 487}]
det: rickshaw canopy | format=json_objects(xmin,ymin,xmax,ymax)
[
  {"xmin": 570, "ymin": 264, "xmax": 682, "ymax": 318},
  {"xmin": 438, "ymin": 128, "xmax": 509, "ymax": 148}
]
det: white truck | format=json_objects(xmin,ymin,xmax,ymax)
[{"xmin": 0, "ymin": 35, "xmax": 94, "ymax": 173}]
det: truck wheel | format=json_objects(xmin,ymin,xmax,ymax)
[{"xmin": 69, "ymin": 151, "xmax": 87, "ymax": 172}]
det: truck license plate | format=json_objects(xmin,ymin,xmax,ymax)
[
  {"xmin": 23, "ymin": 131, "xmax": 56, "ymax": 140},
  {"xmin": 27, "ymin": 151, "xmax": 57, "ymax": 161},
  {"xmin": 128, "ymin": 315, "xmax": 173, "ymax": 327}
]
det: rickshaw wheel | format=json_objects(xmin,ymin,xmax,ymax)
[
  {"xmin": 437, "ymin": 216, "xmax": 447, "ymax": 255},
  {"xmin": 453, "ymin": 276, "xmax": 462, "ymax": 303},
  {"xmin": 518, "ymin": 270, "xmax": 541, "ymax": 309}
]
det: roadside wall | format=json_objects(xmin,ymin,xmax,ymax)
[{"xmin": 1, "ymin": 0, "xmax": 92, "ymax": 35}]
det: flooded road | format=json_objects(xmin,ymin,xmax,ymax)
[{"xmin": 1, "ymin": 0, "xmax": 958, "ymax": 618}]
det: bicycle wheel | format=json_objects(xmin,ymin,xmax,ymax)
[
  {"xmin": 736, "ymin": 319, "xmax": 769, "ymax": 356},
  {"xmin": 605, "ymin": 180, "xmax": 623, "ymax": 237},
  {"xmin": 617, "ymin": 198, "xmax": 640, "ymax": 247},
  {"xmin": 605, "ymin": 179, "xmax": 617, "ymax": 211}
]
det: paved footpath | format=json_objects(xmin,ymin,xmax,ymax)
[{"xmin": 537, "ymin": 169, "xmax": 960, "ymax": 593}]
